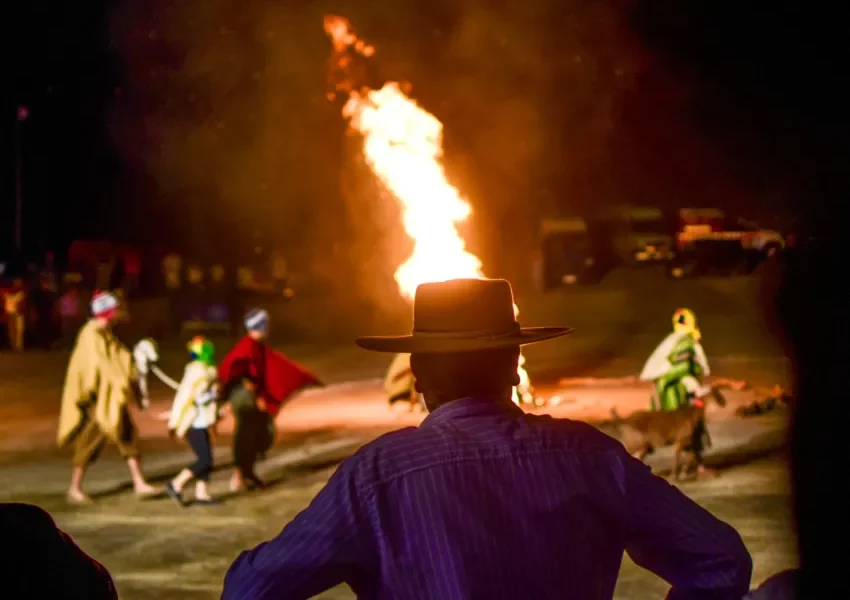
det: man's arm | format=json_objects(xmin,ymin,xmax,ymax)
[
  {"xmin": 599, "ymin": 450, "xmax": 752, "ymax": 599},
  {"xmin": 222, "ymin": 457, "xmax": 376, "ymax": 600}
]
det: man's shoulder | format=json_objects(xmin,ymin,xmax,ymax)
[
  {"xmin": 521, "ymin": 412, "xmax": 625, "ymax": 454},
  {"xmin": 337, "ymin": 426, "xmax": 453, "ymax": 489},
  {"xmin": 349, "ymin": 426, "xmax": 434, "ymax": 463},
  {"xmin": 339, "ymin": 415, "xmax": 624, "ymax": 490}
]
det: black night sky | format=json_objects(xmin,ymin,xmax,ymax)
[{"xmin": 4, "ymin": 0, "xmax": 846, "ymax": 271}]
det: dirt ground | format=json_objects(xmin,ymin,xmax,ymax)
[{"xmin": 0, "ymin": 347, "xmax": 796, "ymax": 599}]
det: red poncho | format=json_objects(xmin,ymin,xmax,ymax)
[{"xmin": 218, "ymin": 336, "xmax": 322, "ymax": 416}]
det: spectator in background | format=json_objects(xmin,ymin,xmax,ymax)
[
  {"xmin": 42, "ymin": 250, "xmax": 59, "ymax": 293},
  {"xmin": 30, "ymin": 276, "xmax": 58, "ymax": 350},
  {"xmin": 1, "ymin": 502, "xmax": 118, "ymax": 600},
  {"xmin": 123, "ymin": 249, "xmax": 140, "ymax": 297},
  {"xmin": 162, "ymin": 252, "xmax": 182, "ymax": 292},
  {"xmin": 210, "ymin": 264, "xmax": 226, "ymax": 288},
  {"xmin": 187, "ymin": 262, "xmax": 205, "ymax": 290},
  {"xmin": 59, "ymin": 286, "xmax": 82, "ymax": 348},
  {"xmin": 4, "ymin": 278, "xmax": 27, "ymax": 352},
  {"xmin": 95, "ymin": 250, "xmax": 115, "ymax": 292},
  {"xmin": 162, "ymin": 251, "xmax": 183, "ymax": 334}
]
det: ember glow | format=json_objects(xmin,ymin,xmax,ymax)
[{"xmin": 324, "ymin": 15, "xmax": 534, "ymax": 405}]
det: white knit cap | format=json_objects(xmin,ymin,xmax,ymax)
[
  {"xmin": 244, "ymin": 308, "xmax": 269, "ymax": 333},
  {"xmin": 90, "ymin": 291, "xmax": 119, "ymax": 318}
]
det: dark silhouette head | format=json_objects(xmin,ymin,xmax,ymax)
[
  {"xmin": 411, "ymin": 347, "xmax": 521, "ymax": 411},
  {"xmin": 0, "ymin": 503, "xmax": 118, "ymax": 600}
]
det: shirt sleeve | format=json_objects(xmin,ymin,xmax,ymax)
[
  {"xmin": 600, "ymin": 450, "xmax": 752, "ymax": 600},
  {"xmin": 222, "ymin": 457, "xmax": 376, "ymax": 600},
  {"xmin": 167, "ymin": 366, "xmax": 196, "ymax": 431}
]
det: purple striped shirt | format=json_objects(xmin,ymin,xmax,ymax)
[{"xmin": 223, "ymin": 397, "xmax": 752, "ymax": 599}]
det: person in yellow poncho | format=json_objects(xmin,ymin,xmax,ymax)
[
  {"xmin": 58, "ymin": 291, "xmax": 157, "ymax": 504},
  {"xmin": 384, "ymin": 353, "xmax": 425, "ymax": 412}
]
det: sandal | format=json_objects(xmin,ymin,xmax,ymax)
[{"xmin": 164, "ymin": 482, "xmax": 186, "ymax": 507}]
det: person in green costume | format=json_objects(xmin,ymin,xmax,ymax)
[{"xmin": 640, "ymin": 308, "xmax": 712, "ymax": 411}]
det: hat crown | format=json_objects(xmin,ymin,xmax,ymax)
[{"xmin": 413, "ymin": 279, "xmax": 517, "ymax": 337}]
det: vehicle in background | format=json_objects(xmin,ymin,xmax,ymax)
[
  {"xmin": 627, "ymin": 207, "xmax": 676, "ymax": 263},
  {"xmin": 595, "ymin": 206, "xmax": 675, "ymax": 264},
  {"xmin": 670, "ymin": 208, "xmax": 778, "ymax": 278},
  {"xmin": 676, "ymin": 208, "xmax": 784, "ymax": 257},
  {"xmin": 729, "ymin": 216, "xmax": 785, "ymax": 256},
  {"xmin": 668, "ymin": 238, "xmax": 759, "ymax": 278},
  {"xmin": 616, "ymin": 206, "xmax": 675, "ymax": 263},
  {"xmin": 538, "ymin": 218, "xmax": 606, "ymax": 289}
]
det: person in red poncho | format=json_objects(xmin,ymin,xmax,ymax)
[{"xmin": 219, "ymin": 309, "xmax": 322, "ymax": 492}]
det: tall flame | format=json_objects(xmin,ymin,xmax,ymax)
[{"xmin": 325, "ymin": 16, "xmax": 534, "ymax": 405}]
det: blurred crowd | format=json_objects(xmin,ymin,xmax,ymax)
[
  {"xmin": 0, "ymin": 243, "xmax": 292, "ymax": 351},
  {"xmin": 1, "ymin": 254, "xmax": 86, "ymax": 352}
]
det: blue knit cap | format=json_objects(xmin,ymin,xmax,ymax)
[{"xmin": 244, "ymin": 308, "xmax": 269, "ymax": 334}]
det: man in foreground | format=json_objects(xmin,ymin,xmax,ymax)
[{"xmin": 222, "ymin": 279, "xmax": 752, "ymax": 599}]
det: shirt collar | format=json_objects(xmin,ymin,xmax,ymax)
[{"xmin": 420, "ymin": 396, "xmax": 523, "ymax": 428}]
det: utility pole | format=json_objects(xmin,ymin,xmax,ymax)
[{"xmin": 15, "ymin": 105, "xmax": 29, "ymax": 253}]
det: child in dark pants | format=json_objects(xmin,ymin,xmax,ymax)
[{"xmin": 165, "ymin": 336, "xmax": 219, "ymax": 506}]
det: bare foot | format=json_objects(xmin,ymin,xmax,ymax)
[
  {"xmin": 230, "ymin": 472, "xmax": 245, "ymax": 493},
  {"xmin": 134, "ymin": 482, "xmax": 158, "ymax": 498},
  {"xmin": 66, "ymin": 490, "xmax": 93, "ymax": 505},
  {"xmin": 696, "ymin": 466, "xmax": 719, "ymax": 479}
]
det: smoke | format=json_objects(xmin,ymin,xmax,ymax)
[
  {"xmin": 429, "ymin": 1, "xmax": 639, "ymax": 284},
  {"xmin": 109, "ymin": 2, "xmax": 336, "ymax": 250},
  {"xmin": 107, "ymin": 0, "xmax": 637, "ymax": 307}
]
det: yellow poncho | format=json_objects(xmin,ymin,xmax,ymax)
[
  {"xmin": 384, "ymin": 353, "xmax": 415, "ymax": 400},
  {"xmin": 57, "ymin": 319, "xmax": 138, "ymax": 447}
]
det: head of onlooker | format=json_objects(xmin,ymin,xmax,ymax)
[{"xmin": 0, "ymin": 503, "xmax": 118, "ymax": 600}]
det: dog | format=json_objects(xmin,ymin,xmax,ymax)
[{"xmin": 610, "ymin": 387, "xmax": 727, "ymax": 481}]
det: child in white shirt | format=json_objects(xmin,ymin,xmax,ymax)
[{"xmin": 165, "ymin": 336, "xmax": 219, "ymax": 506}]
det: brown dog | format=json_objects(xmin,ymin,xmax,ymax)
[{"xmin": 610, "ymin": 388, "xmax": 727, "ymax": 481}]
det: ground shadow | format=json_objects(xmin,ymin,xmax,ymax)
[
  {"xmin": 650, "ymin": 429, "xmax": 787, "ymax": 481},
  {"xmin": 88, "ymin": 427, "xmax": 345, "ymax": 501}
]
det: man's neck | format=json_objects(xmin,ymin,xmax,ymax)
[{"xmin": 427, "ymin": 391, "xmax": 514, "ymax": 412}]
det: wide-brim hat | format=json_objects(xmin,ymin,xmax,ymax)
[{"xmin": 356, "ymin": 278, "xmax": 573, "ymax": 354}]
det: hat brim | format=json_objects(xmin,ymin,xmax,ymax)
[{"xmin": 355, "ymin": 326, "xmax": 574, "ymax": 354}]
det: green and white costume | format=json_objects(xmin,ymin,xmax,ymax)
[{"xmin": 640, "ymin": 331, "xmax": 711, "ymax": 411}]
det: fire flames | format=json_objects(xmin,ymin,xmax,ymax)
[{"xmin": 324, "ymin": 15, "xmax": 534, "ymax": 405}]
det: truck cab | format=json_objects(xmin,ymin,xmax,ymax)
[{"xmin": 671, "ymin": 208, "xmax": 780, "ymax": 278}]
